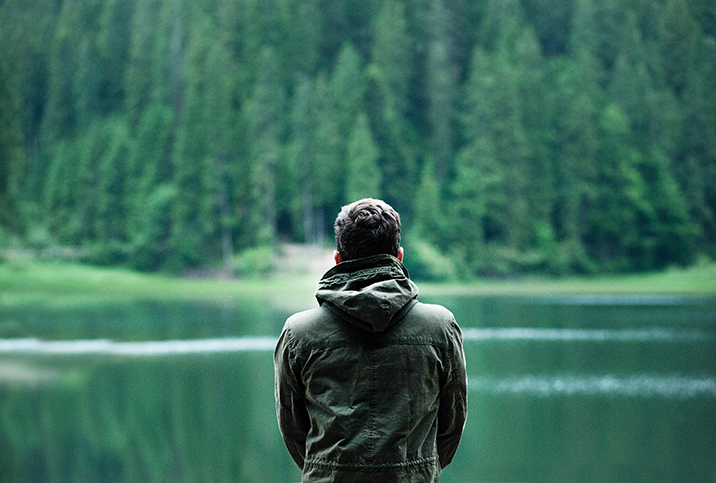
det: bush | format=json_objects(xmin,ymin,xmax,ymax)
[
  {"xmin": 129, "ymin": 184, "xmax": 176, "ymax": 272},
  {"xmin": 402, "ymin": 236, "xmax": 457, "ymax": 282},
  {"xmin": 234, "ymin": 245, "xmax": 275, "ymax": 278},
  {"xmin": 87, "ymin": 241, "xmax": 131, "ymax": 266}
]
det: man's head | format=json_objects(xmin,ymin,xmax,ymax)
[{"xmin": 334, "ymin": 198, "xmax": 402, "ymax": 263}]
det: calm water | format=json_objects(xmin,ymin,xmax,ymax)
[{"xmin": 1, "ymin": 295, "xmax": 715, "ymax": 482}]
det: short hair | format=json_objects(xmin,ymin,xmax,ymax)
[{"xmin": 334, "ymin": 198, "xmax": 401, "ymax": 261}]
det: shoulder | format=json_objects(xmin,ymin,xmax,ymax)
[
  {"xmin": 281, "ymin": 307, "xmax": 321, "ymax": 342},
  {"xmin": 408, "ymin": 301, "xmax": 458, "ymax": 331},
  {"xmin": 276, "ymin": 307, "xmax": 324, "ymax": 356},
  {"xmin": 401, "ymin": 301, "xmax": 462, "ymax": 342},
  {"xmin": 281, "ymin": 305, "xmax": 353, "ymax": 351},
  {"xmin": 285, "ymin": 306, "xmax": 324, "ymax": 327},
  {"xmin": 410, "ymin": 301, "xmax": 455, "ymax": 322}
]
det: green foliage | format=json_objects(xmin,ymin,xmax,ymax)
[
  {"xmin": 131, "ymin": 184, "xmax": 177, "ymax": 271},
  {"xmin": 234, "ymin": 245, "xmax": 275, "ymax": 278},
  {"xmin": 402, "ymin": 235, "xmax": 457, "ymax": 282},
  {"xmin": 0, "ymin": 0, "xmax": 714, "ymax": 276}
]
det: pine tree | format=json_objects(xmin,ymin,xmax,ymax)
[
  {"xmin": 0, "ymin": 57, "xmax": 26, "ymax": 235},
  {"xmin": 345, "ymin": 113, "xmax": 381, "ymax": 202},
  {"xmin": 371, "ymin": 0, "xmax": 413, "ymax": 120},
  {"xmin": 73, "ymin": 119, "xmax": 122, "ymax": 244},
  {"xmin": 641, "ymin": 149, "xmax": 695, "ymax": 267},
  {"xmin": 587, "ymin": 104, "xmax": 649, "ymax": 270},
  {"xmin": 287, "ymin": 74, "xmax": 317, "ymax": 244},
  {"xmin": 490, "ymin": 56, "xmax": 531, "ymax": 250},
  {"xmin": 43, "ymin": 140, "xmax": 79, "ymax": 242},
  {"xmin": 239, "ymin": 0, "xmax": 291, "ymax": 86},
  {"xmin": 170, "ymin": 15, "xmax": 214, "ymax": 268},
  {"xmin": 455, "ymin": 47, "xmax": 507, "ymax": 272},
  {"xmin": 285, "ymin": 0, "xmax": 322, "ymax": 75},
  {"xmin": 368, "ymin": 0, "xmax": 418, "ymax": 216},
  {"xmin": 677, "ymin": 35, "xmax": 716, "ymax": 258},
  {"xmin": 450, "ymin": 137, "xmax": 498, "ymax": 274},
  {"xmin": 203, "ymin": 32, "xmax": 238, "ymax": 271},
  {"xmin": 97, "ymin": 0, "xmax": 133, "ymax": 115},
  {"xmin": 412, "ymin": 160, "xmax": 443, "ymax": 247},
  {"xmin": 0, "ymin": 0, "xmax": 56, "ymax": 202},
  {"xmin": 124, "ymin": 0, "xmax": 162, "ymax": 126},
  {"xmin": 478, "ymin": 0, "xmax": 524, "ymax": 53},
  {"xmin": 246, "ymin": 46, "xmax": 286, "ymax": 246},
  {"xmin": 426, "ymin": 0, "xmax": 458, "ymax": 180},
  {"xmin": 311, "ymin": 73, "xmax": 343, "ymax": 237},
  {"xmin": 126, "ymin": 103, "xmax": 175, "ymax": 268},
  {"xmin": 515, "ymin": 26, "xmax": 554, "ymax": 240},
  {"xmin": 331, "ymin": 43, "xmax": 364, "ymax": 154},
  {"xmin": 41, "ymin": 0, "xmax": 81, "ymax": 145},
  {"xmin": 659, "ymin": 0, "xmax": 699, "ymax": 96},
  {"xmin": 95, "ymin": 118, "xmax": 132, "ymax": 263},
  {"xmin": 548, "ymin": 60, "xmax": 598, "ymax": 272},
  {"xmin": 132, "ymin": 184, "xmax": 177, "ymax": 271}
]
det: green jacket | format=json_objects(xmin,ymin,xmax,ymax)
[{"xmin": 274, "ymin": 254, "xmax": 467, "ymax": 482}]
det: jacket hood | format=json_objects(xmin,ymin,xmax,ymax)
[{"xmin": 315, "ymin": 254, "xmax": 419, "ymax": 332}]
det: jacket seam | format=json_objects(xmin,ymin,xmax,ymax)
[
  {"xmin": 369, "ymin": 348, "xmax": 377, "ymax": 454},
  {"xmin": 280, "ymin": 326, "xmax": 306, "ymax": 468},
  {"xmin": 304, "ymin": 455, "xmax": 438, "ymax": 471},
  {"xmin": 292, "ymin": 339, "xmax": 450, "ymax": 353}
]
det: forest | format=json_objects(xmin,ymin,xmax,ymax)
[{"xmin": 0, "ymin": 0, "xmax": 715, "ymax": 279}]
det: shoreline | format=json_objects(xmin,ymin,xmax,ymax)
[{"xmin": 2, "ymin": 257, "xmax": 715, "ymax": 311}]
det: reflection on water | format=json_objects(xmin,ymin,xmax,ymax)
[{"xmin": 1, "ymin": 296, "xmax": 715, "ymax": 482}]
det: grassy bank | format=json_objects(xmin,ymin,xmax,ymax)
[
  {"xmin": 1, "ymin": 259, "xmax": 715, "ymax": 310},
  {"xmin": 420, "ymin": 262, "xmax": 716, "ymax": 297},
  {"xmin": 0, "ymin": 260, "xmax": 319, "ymax": 310}
]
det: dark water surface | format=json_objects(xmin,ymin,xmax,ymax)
[{"xmin": 1, "ymin": 295, "xmax": 715, "ymax": 482}]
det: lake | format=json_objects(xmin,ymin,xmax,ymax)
[{"xmin": 1, "ymin": 294, "xmax": 715, "ymax": 482}]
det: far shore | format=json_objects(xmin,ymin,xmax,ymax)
[{"xmin": 2, "ymin": 254, "xmax": 715, "ymax": 312}]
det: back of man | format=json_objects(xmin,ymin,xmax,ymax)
[{"xmin": 274, "ymin": 198, "xmax": 467, "ymax": 483}]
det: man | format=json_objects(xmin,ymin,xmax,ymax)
[{"xmin": 274, "ymin": 198, "xmax": 467, "ymax": 483}]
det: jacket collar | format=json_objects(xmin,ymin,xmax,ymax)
[{"xmin": 315, "ymin": 254, "xmax": 419, "ymax": 332}]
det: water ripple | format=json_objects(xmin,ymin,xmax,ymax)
[
  {"xmin": 0, "ymin": 337, "xmax": 277, "ymax": 356},
  {"xmin": 461, "ymin": 327, "xmax": 714, "ymax": 342},
  {"xmin": 469, "ymin": 374, "xmax": 716, "ymax": 399},
  {"xmin": 1, "ymin": 327, "xmax": 713, "ymax": 357},
  {"xmin": 525, "ymin": 294, "xmax": 715, "ymax": 305}
]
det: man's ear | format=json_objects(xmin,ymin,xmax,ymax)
[
  {"xmin": 334, "ymin": 250, "xmax": 343, "ymax": 264},
  {"xmin": 397, "ymin": 247, "xmax": 404, "ymax": 262}
]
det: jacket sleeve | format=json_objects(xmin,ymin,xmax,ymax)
[
  {"xmin": 436, "ymin": 318, "xmax": 468, "ymax": 468},
  {"xmin": 274, "ymin": 324, "xmax": 310, "ymax": 470}
]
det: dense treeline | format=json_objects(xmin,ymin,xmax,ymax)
[{"xmin": 0, "ymin": 0, "xmax": 714, "ymax": 277}]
